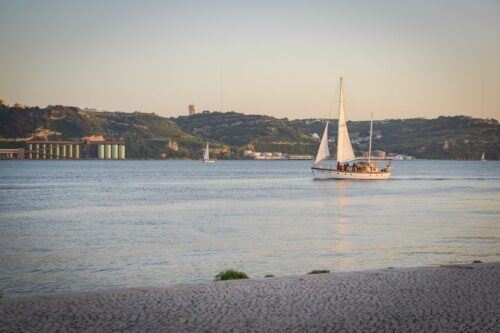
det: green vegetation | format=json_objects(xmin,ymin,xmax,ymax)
[
  {"xmin": 175, "ymin": 113, "xmax": 500, "ymax": 160},
  {"xmin": 1, "ymin": 104, "xmax": 498, "ymax": 160},
  {"xmin": 264, "ymin": 274, "xmax": 275, "ymax": 278},
  {"xmin": 214, "ymin": 269, "xmax": 249, "ymax": 281},
  {"xmin": 175, "ymin": 112, "xmax": 317, "ymax": 155},
  {"xmin": 308, "ymin": 269, "xmax": 330, "ymax": 274},
  {"xmin": 0, "ymin": 284, "xmax": 6, "ymax": 298},
  {"xmin": 0, "ymin": 105, "xmax": 211, "ymax": 159}
]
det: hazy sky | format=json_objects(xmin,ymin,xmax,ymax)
[{"xmin": 1, "ymin": 0, "xmax": 499, "ymax": 120}]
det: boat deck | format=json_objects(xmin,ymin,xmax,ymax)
[{"xmin": 311, "ymin": 166, "xmax": 391, "ymax": 179}]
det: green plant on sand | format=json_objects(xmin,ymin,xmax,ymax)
[
  {"xmin": 215, "ymin": 269, "xmax": 249, "ymax": 281},
  {"xmin": 308, "ymin": 269, "xmax": 330, "ymax": 274}
]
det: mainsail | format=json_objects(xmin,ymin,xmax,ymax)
[
  {"xmin": 204, "ymin": 142, "xmax": 210, "ymax": 160},
  {"xmin": 336, "ymin": 78, "xmax": 355, "ymax": 163},
  {"xmin": 315, "ymin": 122, "xmax": 330, "ymax": 164}
]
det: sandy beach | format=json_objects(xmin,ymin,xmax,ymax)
[{"xmin": 1, "ymin": 262, "xmax": 499, "ymax": 332}]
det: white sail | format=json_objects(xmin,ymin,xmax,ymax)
[
  {"xmin": 315, "ymin": 122, "xmax": 330, "ymax": 164},
  {"xmin": 481, "ymin": 152, "xmax": 486, "ymax": 161},
  {"xmin": 336, "ymin": 77, "xmax": 355, "ymax": 163},
  {"xmin": 204, "ymin": 142, "xmax": 210, "ymax": 160}
]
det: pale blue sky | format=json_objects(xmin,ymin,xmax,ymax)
[{"xmin": 1, "ymin": 0, "xmax": 499, "ymax": 120}]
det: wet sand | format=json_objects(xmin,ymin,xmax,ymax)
[{"xmin": 1, "ymin": 262, "xmax": 499, "ymax": 332}]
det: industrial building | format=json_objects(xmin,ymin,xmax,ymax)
[
  {"xmin": 243, "ymin": 150, "xmax": 313, "ymax": 160},
  {"xmin": 26, "ymin": 137, "xmax": 126, "ymax": 160},
  {"xmin": 0, "ymin": 149, "xmax": 25, "ymax": 160},
  {"xmin": 188, "ymin": 105, "xmax": 196, "ymax": 116},
  {"xmin": 362, "ymin": 150, "xmax": 386, "ymax": 159}
]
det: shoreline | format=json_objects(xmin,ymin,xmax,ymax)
[
  {"xmin": 1, "ymin": 262, "xmax": 499, "ymax": 331},
  {"xmin": 0, "ymin": 261, "xmax": 493, "ymax": 301}
]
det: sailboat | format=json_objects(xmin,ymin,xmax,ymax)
[
  {"xmin": 481, "ymin": 152, "xmax": 486, "ymax": 161},
  {"xmin": 311, "ymin": 77, "xmax": 392, "ymax": 180},
  {"xmin": 202, "ymin": 142, "xmax": 215, "ymax": 163}
]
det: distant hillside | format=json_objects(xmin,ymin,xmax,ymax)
[
  {"xmin": 174, "ymin": 112, "xmax": 317, "ymax": 155},
  {"xmin": 289, "ymin": 117, "xmax": 500, "ymax": 160},
  {"xmin": 175, "ymin": 112, "xmax": 499, "ymax": 160},
  {"xmin": 1, "ymin": 104, "xmax": 498, "ymax": 159},
  {"xmin": 0, "ymin": 105, "xmax": 212, "ymax": 159}
]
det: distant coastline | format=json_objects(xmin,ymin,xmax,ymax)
[
  {"xmin": 1, "ymin": 103, "xmax": 498, "ymax": 160},
  {"xmin": 4, "ymin": 157, "xmax": 498, "ymax": 162}
]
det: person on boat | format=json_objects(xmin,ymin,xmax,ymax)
[
  {"xmin": 337, "ymin": 161, "xmax": 341, "ymax": 170},
  {"xmin": 352, "ymin": 163, "xmax": 357, "ymax": 172},
  {"xmin": 384, "ymin": 161, "xmax": 391, "ymax": 172}
]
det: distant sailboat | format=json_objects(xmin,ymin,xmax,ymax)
[
  {"xmin": 311, "ymin": 77, "xmax": 392, "ymax": 180},
  {"xmin": 481, "ymin": 152, "xmax": 486, "ymax": 161},
  {"xmin": 202, "ymin": 142, "xmax": 215, "ymax": 163}
]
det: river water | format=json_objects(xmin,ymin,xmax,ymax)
[{"xmin": 0, "ymin": 160, "xmax": 499, "ymax": 297}]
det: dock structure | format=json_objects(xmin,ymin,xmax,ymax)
[
  {"xmin": 25, "ymin": 138, "xmax": 126, "ymax": 160},
  {"xmin": 0, "ymin": 149, "xmax": 25, "ymax": 160}
]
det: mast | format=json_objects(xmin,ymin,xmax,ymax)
[
  {"xmin": 337, "ymin": 77, "xmax": 344, "ymax": 161},
  {"xmin": 368, "ymin": 112, "xmax": 373, "ymax": 163},
  {"xmin": 481, "ymin": 76, "xmax": 484, "ymax": 118},
  {"xmin": 219, "ymin": 68, "xmax": 223, "ymax": 113}
]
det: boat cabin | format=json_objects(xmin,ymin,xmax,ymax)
[{"xmin": 337, "ymin": 161, "xmax": 390, "ymax": 173}]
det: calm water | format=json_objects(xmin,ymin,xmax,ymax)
[{"xmin": 0, "ymin": 160, "xmax": 499, "ymax": 297}]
